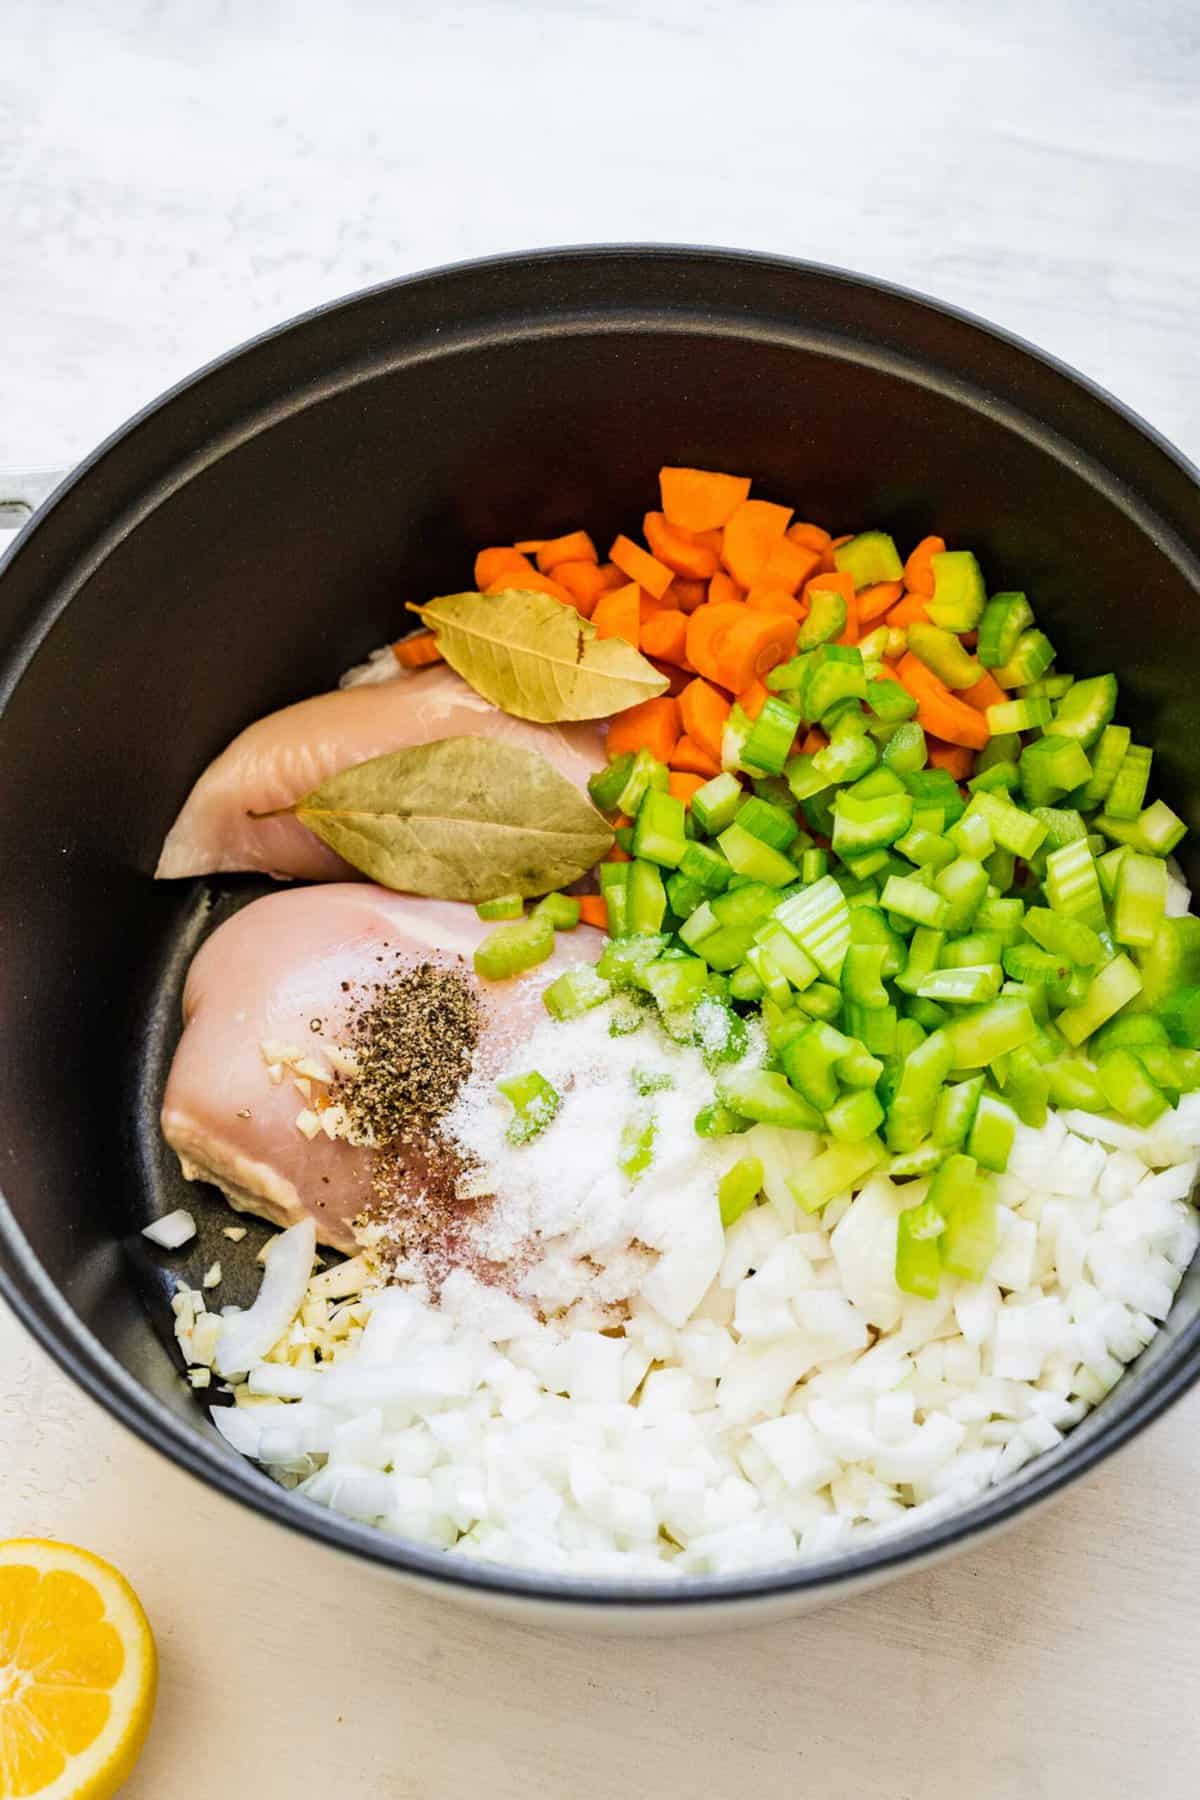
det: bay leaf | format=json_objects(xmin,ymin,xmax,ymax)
[
  {"xmin": 412, "ymin": 588, "xmax": 669, "ymax": 722},
  {"xmin": 277, "ymin": 737, "xmax": 613, "ymax": 902}
]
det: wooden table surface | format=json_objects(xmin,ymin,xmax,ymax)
[{"xmin": 3, "ymin": 2, "xmax": 1199, "ymax": 1794}]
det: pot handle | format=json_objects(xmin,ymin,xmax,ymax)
[{"xmin": 0, "ymin": 470, "xmax": 70, "ymax": 532}]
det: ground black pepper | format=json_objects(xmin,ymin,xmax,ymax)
[{"xmin": 335, "ymin": 958, "xmax": 480, "ymax": 1148}]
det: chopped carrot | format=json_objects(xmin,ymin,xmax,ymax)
[
  {"xmin": 759, "ymin": 534, "xmax": 821, "ymax": 594},
  {"xmin": 707, "ymin": 570, "xmax": 746, "ymax": 608},
  {"xmin": 606, "ymin": 694, "xmax": 681, "ymax": 764},
  {"xmin": 745, "ymin": 584, "xmax": 803, "ymax": 620},
  {"xmin": 392, "ymin": 630, "xmax": 444, "ymax": 669},
  {"xmin": 610, "ymin": 533, "xmax": 675, "ymax": 600},
  {"xmin": 802, "ymin": 568, "xmax": 855, "ymax": 607},
  {"xmin": 903, "ymin": 535, "xmax": 946, "ymax": 598},
  {"xmin": 537, "ymin": 530, "xmax": 598, "ymax": 573},
  {"xmin": 644, "ymin": 511, "xmax": 721, "ymax": 580},
  {"xmin": 926, "ymin": 738, "xmax": 974, "ymax": 781},
  {"xmin": 679, "ymin": 676, "xmax": 732, "ymax": 761},
  {"xmin": 577, "ymin": 894, "xmax": 610, "ymax": 929},
  {"xmin": 554, "ymin": 559, "xmax": 613, "ymax": 617},
  {"xmin": 668, "ymin": 770, "xmax": 707, "ymax": 806},
  {"xmin": 960, "ymin": 667, "xmax": 1007, "ymax": 715},
  {"xmin": 591, "ymin": 581, "xmax": 641, "ymax": 644},
  {"xmin": 475, "ymin": 546, "xmax": 534, "ymax": 589},
  {"xmin": 857, "ymin": 579, "xmax": 905, "ymax": 622},
  {"xmin": 712, "ymin": 611, "xmax": 798, "ymax": 693},
  {"xmin": 640, "ymin": 609, "xmax": 690, "ymax": 666},
  {"xmin": 514, "ymin": 539, "xmax": 545, "ymax": 554},
  {"xmin": 665, "ymin": 576, "xmax": 708, "ymax": 613},
  {"xmin": 896, "ymin": 653, "xmax": 990, "ymax": 750},
  {"xmin": 739, "ymin": 679, "xmax": 770, "ymax": 720},
  {"xmin": 639, "ymin": 590, "xmax": 673, "ymax": 622},
  {"xmin": 593, "ymin": 562, "xmax": 626, "ymax": 593},
  {"xmin": 659, "ymin": 466, "xmax": 751, "ymax": 533},
  {"xmin": 802, "ymin": 726, "xmax": 829, "ymax": 755},
  {"xmin": 685, "ymin": 603, "xmax": 748, "ymax": 687},
  {"xmin": 788, "ymin": 521, "xmax": 833, "ymax": 555},
  {"xmin": 607, "ymin": 842, "xmax": 632, "ymax": 863},
  {"xmin": 485, "ymin": 570, "xmax": 573, "ymax": 606},
  {"xmin": 670, "ymin": 734, "xmax": 722, "ymax": 778},
  {"xmin": 721, "ymin": 499, "xmax": 794, "ymax": 589},
  {"xmin": 830, "ymin": 533, "xmax": 853, "ymax": 550},
  {"xmin": 886, "ymin": 590, "xmax": 932, "ymax": 629}
]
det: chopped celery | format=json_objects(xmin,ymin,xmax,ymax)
[
  {"xmin": 691, "ymin": 771, "xmax": 745, "ymax": 836},
  {"xmin": 633, "ymin": 789, "xmax": 687, "ymax": 869},
  {"xmin": 1077, "ymin": 724, "xmax": 1130, "ymax": 811},
  {"xmin": 631, "ymin": 1066, "xmax": 674, "ymax": 1095},
  {"xmin": 907, "ymin": 622, "xmax": 980, "ymax": 690},
  {"xmin": 937, "ymin": 1169, "xmax": 998, "ymax": 1280},
  {"xmin": 986, "ymin": 695, "xmax": 1054, "ymax": 735},
  {"xmin": 866, "ymin": 677, "xmax": 919, "ymax": 722},
  {"xmin": 588, "ymin": 753, "xmax": 635, "ymax": 813},
  {"xmin": 927, "ymin": 550, "xmax": 986, "ymax": 631},
  {"xmin": 639, "ymin": 955, "xmax": 710, "ymax": 1012},
  {"xmin": 1044, "ymin": 840, "xmax": 1106, "ymax": 929},
  {"xmin": 597, "ymin": 932, "xmax": 669, "ymax": 988},
  {"xmin": 1022, "ymin": 906, "xmax": 1103, "ymax": 966},
  {"xmin": 932, "ymin": 1076, "xmax": 984, "ymax": 1148},
  {"xmin": 476, "ymin": 894, "xmax": 524, "ymax": 921},
  {"xmin": 534, "ymin": 891, "xmax": 581, "ymax": 931},
  {"xmin": 1096, "ymin": 1047, "xmax": 1168, "ymax": 1127},
  {"xmin": 946, "ymin": 995, "xmax": 1038, "ymax": 1069},
  {"xmin": 835, "ymin": 530, "xmax": 904, "ymax": 587},
  {"xmin": 933, "ymin": 857, "xmax": 989, "ymax": 932},
  {"xmin": 1050, "ymin": 673, "xmax": 1117, "ymax": 748},
  {"xmin": 718, "ymin": 1156, "xmax": 764, "ymax": 1227},
  {"xmin": 474, "ymin": 915, "xmax": 556, "ymax": 981},
  {"xmin": 895, "ymin": 1200, "xmax": 945, "ymax": 1297},
  {"xmin": 1018, "ymin": 735, "xmax": 1092, "ymax": 808},
  {"xmin": 962, "ymin": 790, "xmax": 1046, "ymax": 860},
  {"xmin": 825, "ymin": 1089, "xmax": 885, "ymax": 1142},
  {"xmin": 895, "ymin": 925, "xmax": 946, "ymax": 995},
  {"xmin": 694, "ymin": 1102, "xmax": 754, "ymax": 1138},
  {"xmin": 715, "ymin": 1067, "xmax": 822, "ymax": 1130},
  {"xmin": 616, "ymin": 747, "xmax": 670, "ymax": 816},
  {"xmin": 678, "ymin": 839, "xmax": 733, "ymax": 893},
  {"xmin": 916, "ymin": 964, "xmax": 1004, "ymax": 1005},
  {"xmin": 1105, "ymin": 744, "xmax": 1152, "ymax": 820},
  {"xmin": 543, "ymin": 966, "xmax": 611, "ymax": 1019},
  {"xmin": 754, "ymin": 920, "xmax": 820, "ymax": 990},
  {"xmin": 796, "ymin": 587, "xmax": 847, "ymax": 649},
  {"xmin": 881, "ymin": 874, "xmax": 950, "ymax": 929},
  {"xmin": 977, "ymin": 592, "xmax": 1033, "ymax": 668},
  {"xmin": 774, "ymin": 876, "xmax": 852, "ymax": 981},
  {"xmin": 1056, "ymin": 954, "xmax": 1143, "ymax": 1045},
  {"xmin": 967, "ymin": 1092, "xmax": 1017, "ymax": 1171},
  {"xmin": 1113, "ymin": 852, "xmax": 1168, "ymax": 949},
  {"xmin": 497, "ymin": 1070, "xmax": 561, "ymax": 1144},
  {"xmin": 789, "ymin": 1135, "xmax": 887, "ymax": 1213},
  {"xmin": 736, "ymin": 795, "xmax": 801, "ymax": 852},
  {"xmin": 885, "ymin": 1028, "xmax": 954, "ymax": 1151},
  {"xmin": 627, "ymin": 859, "xmax": 668, "ymax": 933},
  {"xmin": 741, "ymin": 697, "xmax": 801, "ymax": 775},
  {"xmin": 992, "ymin": 629, "xmax": 1055, "ymax": 689},
  {"xmin": 619, "ymin": 1106, "xmax": 657, "ymax": 1182},
  {"xmin": 718, "ymin": 821, "xmax": 797, "ymax": 886}
]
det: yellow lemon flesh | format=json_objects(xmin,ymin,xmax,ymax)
[{"xmin": 0, "ymin": 1540, "xmax": 157, "ymax": 1799}]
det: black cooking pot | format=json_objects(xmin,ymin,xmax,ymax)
[{"xmin": 2, "ymin": 248, "xmax": 1198, "ymax": 1626}]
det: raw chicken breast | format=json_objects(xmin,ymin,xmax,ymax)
[
  {"xmin": 161, "ymin": 883, "xmax": 598, "ymax": 1252},
  {"xmin": 156, "ymin": 663, "xmax": 607, "ymax": 881}
]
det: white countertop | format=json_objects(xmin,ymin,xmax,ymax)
[{"xmin": 2, "ymin": 3, "xmax": 1199, "ymax": 1795}]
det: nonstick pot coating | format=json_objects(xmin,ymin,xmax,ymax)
[{"xmin": 1, "ymin": 248, "xmax": 1199, "ymax": 1614}]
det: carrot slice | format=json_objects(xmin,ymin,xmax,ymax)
[
  {"xmin": 644, "ymin": 511, "xmax": 721, "ymax": 580},
  {"xmin": 606, "ymin": 695, "xmax": 681, "ymax": 764},
  {"xmin": 485, "ymin": 570, "xmax": 573, "ymax": 606},
  {"xmin": 554, "ymin": 559, "xmax": 613, "ymax": 617},
  {"xmin": 745, "ymin": 584, "xmax": 803, "ymax": 620},
  {"xmin": 903, "ymin": 535, "xmax": 946, "ymax": 599},
  {"xmin": 537, "ymin": 530, "xmax": 598, "ymax": 573},
  {"xmin": 802, "ymin": 568, "xmax": 855, "ymax": 607},
  {"xmin": 721, "ymin": 499, "xmax": 794, "ymax": 589},
  {"xmin": 514, "ymin": 539, "xmax": 546, "ymax": 554},
  {"xmin": 685, "ymin": 603, "xmax": 748, "ymax": 687},
  {"xmin": 788, "ymin": 521, "xmax": 833, "ymax": 555},
  {"xmin": 577, "ymin": 894, "xmax": 610, "ymax": 929},
  {"xmin": 610, "ymin": 534, "xmax": 674, "ymax": 600},
  {"xmin": 659, "ymin": 466, "xmax": 752, "ymax": 533},
  {"xmin": 641, "ymin": 609, "xmax": 690, "ymax": 666},
  {"xmin": 392, "ymin": 631, "xmax": 444, "ymax": 669},
  {"xmin": 474, "ymin": 547, "xmax": 534, "ymax": 589},
  {"xmin": 886, "ymin": 591, "xmax": 932, "ymax": 629},
  {"xmin": 926, "ymin": 738, "xmax": 974, "ymax": 781},
  {"xmin": 707, "ymin": 570, "xmax": 746, "ymax": 608},
  {"xmin": 896, "ymin": 653, "xmax": 990, "ymax": 750},
  {"xmin": 591, "ymin": 581, "xmax": 641, "ymax": 644},
  {"xmin": 738, "ymin": 678, "xmax": 770, "ymax": 720},
  {"xmin": 668, "ymin": 770, "xmax": 707, "ymax": 806},
  {"xmin": 678, "ymin": 677, "xmax": 732, "ymax": 761},
  {"xmin": 607, "ymin": 842, "xmax": 632, "ymax": 863},
  {"xmin": 713, "ymin": 612, "xmax": 798, "ymax": 693},
  {"xmin": 650, "ymin": 660, "xmax": 692, "ymax": 698},
  {"xmin": 857, "ymin": 579, "xmax": 904, "ymax": 622},
  {"xmin": 665, "ymin": 576, "xmax": 708, "ymax": 614},
  {"xmin": 831, "ymin": 533, "xmax": 853, "ymax": 549},
  {"xmin": 759, "ymin": 534, "xmax": 821, "ymax": 594},
  {"xmin": 670, "ymin": 734, "xmax": 722, "ymax": 778},
  {"xmin": 802, "ymin": 726, "xmax": 829, "ymax": 755},
  {"xmin": 960, "ymin": 667, "xmax": 1007, "ymax": 715}
]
